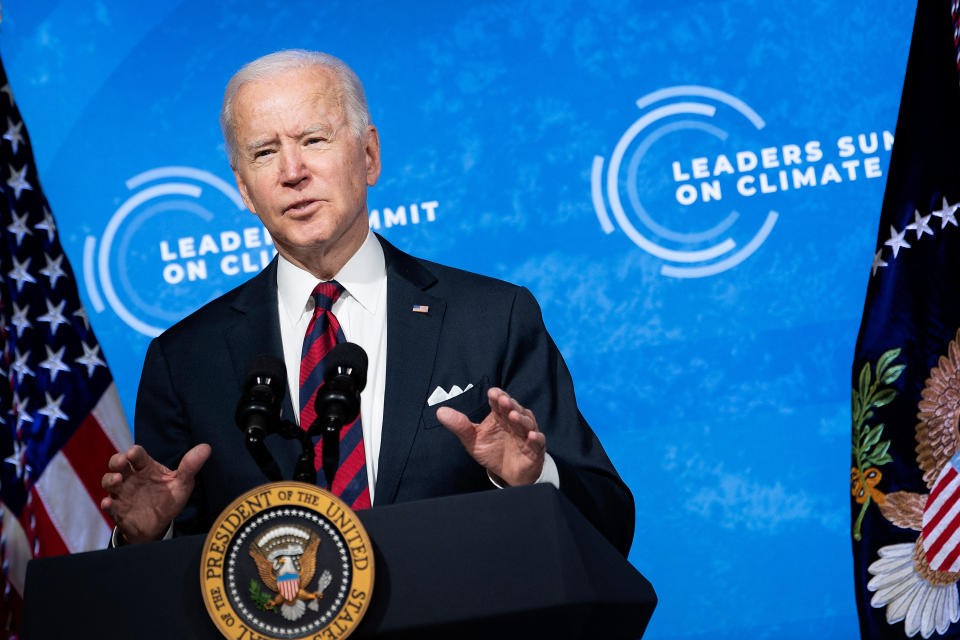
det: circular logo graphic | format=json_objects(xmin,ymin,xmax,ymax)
[
  {"xmin": 591, "ymin": 86, "xmax": 779, "ymax": 278},
  {"xmin": 84, "ymin": 166, "xmax": 275, "ymax": 337},
  {"xmin": 201, "ymin": 482, "xmax": 374, "ymax": 640}
]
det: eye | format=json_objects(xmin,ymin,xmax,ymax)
[
  {"xmin": 305, "ymin": 137, "xmax": 328, "ymax": 146},
  {"xmin": 254, "ymin": 148, "xmax": 274, "ymax": 159}
]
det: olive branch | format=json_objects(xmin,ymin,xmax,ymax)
[
  {"xmin": 249, "ymin": 579, "xmax": 278, "ymax": 614},
  {"xmin": 851, "ymin": 347, "xmax": 904, "ymax": 541}
]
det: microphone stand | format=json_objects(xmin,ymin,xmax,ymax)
[
  {"xmin": 275, "ymin": 419, "xmax": 318, "ymax": 484},
  {"xmin": 320, "ymin": 416, "xmax": 342, "ymax": 490}
]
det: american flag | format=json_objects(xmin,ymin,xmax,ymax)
[{"xmin": 0, "ymin": 55, "xmax": 131, "ymax": 635}]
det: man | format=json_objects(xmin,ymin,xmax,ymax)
[{"xmin": 101, "ymin": 50, "xmax": 634, "ymax": 556}]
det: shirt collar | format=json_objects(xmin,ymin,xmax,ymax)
[{"xmin": 276, "ymin": 229, "xmax": 385, "ymax": 324}]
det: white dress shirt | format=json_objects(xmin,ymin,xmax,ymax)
[{"xmin": 276, "ymin": 230, "xmax": 388, "ymax": 501}]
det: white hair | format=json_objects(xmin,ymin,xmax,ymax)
[{"xmin": 220, "ymin": 49, "xmax": 371, "ymax": 165}]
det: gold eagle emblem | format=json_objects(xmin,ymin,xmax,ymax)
[{"xmin": 248, "ymin": 525, "xmax": 332, "ymax": 621}]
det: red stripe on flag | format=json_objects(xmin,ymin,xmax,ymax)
[
  {"xmin": 936, "ymin": 525, "xmax": 960, "ymax": 571},
  {"xmin": 929, "ymin": 466, "xmax": 959, "ymax": 504},
  {"xmin": 924, "ymin": 468, "xmax": 960, "ymax": 538},
  {"xmin": 24, "ymin": 489, "xmax": 69, "ymax": 559},
  {"xmin": 927, "ymin": 507, "xmax": 960, "ymax": 563},
  {"xmin": 60, "ymin": 413, "xmax": 119, "ymax": 527},
  {"xmin": 0, "ymin": 586, "xmax": 23, "ymax": 638}
]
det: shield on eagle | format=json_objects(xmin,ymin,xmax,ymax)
[
  {"xmin": 277, "ymin": 573, "xmax": 300, "ymax": 603},
  {"xmin": 922, "ymin": 452, "xmax": 960, "ymax": 572}
]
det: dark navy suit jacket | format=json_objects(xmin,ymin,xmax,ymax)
[{"xmin": 136, "ymin": 235, "xmax": 635, "ymax": 555}]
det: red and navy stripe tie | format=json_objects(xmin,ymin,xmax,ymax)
[{"xmin": 299, "ymin": 281, "xmax": 371, "ymax": 509}]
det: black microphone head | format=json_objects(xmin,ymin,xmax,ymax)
[
  {"xmin": 236, "ymin": 354, "xmax": 286, "ymax": 434},
  {"xmin": 244, "ymin": 354, "xmax": 287, "ymax": 396},
  {"xmin": 323, "ymin": 342, "xmax": 368, "ymax": 392}
]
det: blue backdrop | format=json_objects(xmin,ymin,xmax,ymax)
[{"xmin": 0, "ymin": 1, "xmax": 917, "ymax": 638}]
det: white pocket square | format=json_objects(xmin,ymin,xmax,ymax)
[{"xmin": 427, "ymin": 383, "xmax": 474, "ymax": 407}]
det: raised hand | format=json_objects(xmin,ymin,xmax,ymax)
[
  {"xmin": 436, "ymin": 387, "xmax": 546, "ymax": 486},
  {"xmin": 100, "ymin": 443, "xmax": 211, "ymax": 544}
]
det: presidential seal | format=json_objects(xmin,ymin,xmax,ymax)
[{"xmin": 200, "ymin": 482, "xmax": 374, "ymax": 640}]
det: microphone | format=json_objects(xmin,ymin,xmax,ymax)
[
  {"xmin": 235, "ymin": 354, "xmax": 287, "ymax": 482},
  {"xmin": 311, "ymin": 342, "xmax": 368, "ymax": 488}
]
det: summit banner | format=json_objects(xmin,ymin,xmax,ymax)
[{"xmin": 1, "ymin": 2, "xmax": 916, "ymax": 639}]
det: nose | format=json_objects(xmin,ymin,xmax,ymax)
[{"xmin": 278, "ymin": 146, "xmax": 309, "ymax": 187}]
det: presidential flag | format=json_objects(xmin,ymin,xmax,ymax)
[
  {"xmin": 852, "ymin": 2, "xmax": 960, "ymax": 638},
  {"xmin": 0, "ymin": 53, "xmax": 131, "ymax": 635}
]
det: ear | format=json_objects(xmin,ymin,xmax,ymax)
[
  {"xmin": 363, "ymin": 125, "xmax": 381, "ymax": 187},
  {"xmin": 232, "ymin": 166, "xmax": 257, "ymax": 215}
]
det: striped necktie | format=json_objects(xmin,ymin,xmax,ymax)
[{"xmin": 299, "ymin": 281, "xmax": 371, "ymax": 509}]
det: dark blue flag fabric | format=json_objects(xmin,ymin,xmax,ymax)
[
  {"xmin": 853, "ymin": 1, "xmax": 960, "ymax": 638},
  {"xmin": 0, "ymin": 53, "xmax": 131, "ymax": 636}
]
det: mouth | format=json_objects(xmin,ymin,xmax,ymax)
[{"xmin": 283, "ymin": 199, "xmax": 323, "ymax": 215}]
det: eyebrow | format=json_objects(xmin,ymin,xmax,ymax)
[
  {"xmin": 243, "ymin": 124, "xmax": 336, "ymax": 156},
  {"xmin": 301, "ymin": 124, "xmax": 335, "ymax": 138},
  {"xmin": 245, "ymin": 137, "xmax": 278, "ymax": 155}
]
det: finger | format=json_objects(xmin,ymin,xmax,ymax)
[
  {"xmin": 101, "ymin": 471, "xmax": 123, "ymax": 491},
  {"xmin": 100, "ymin": 496, "xmax": 113, "ymax": 512},
  {"xmin": 526, "ymin": 430, "xmax": 546, "ymax": 452},
  {"xmin": 125, "ymin": 445, "xmax": 151, "ymax": 472},
  {"xmin": 106, "ymin": 451, "xmax": 129, "ymax": 473},
  {"xmin": 178, "ymin": 443, "xmax": 212, "ymax": 479},
  {"xmin": 487, "ymin": 387, "xmax": 515, "ymax": 419},
  {"xmin": 488, "ymin": 388, "xmax": 536, "ymax": 435},
  {"xmin": 493, "ymin": 388, "xmax": 529, "ymax": 421},
  {"xmin": 435, "ymin": 406, "xmax": 475, "ymax": 441},
  {"xmin": 507, "ymin": 408, "xmax": 536, "ymax": 432}
]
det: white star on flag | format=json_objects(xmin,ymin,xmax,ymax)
[
  {"xmin": 12, "ymin": 393, "xmax": 32, "ymax": 431},
  {"xmin": 39, "ymin": 253, "xmax": 66, "ymax": 288},
  {"xmin": 0, "ymin": 84, "xmax": 12, "ymax": 106},
  {"xmin": 8, "ymin": 255, "xmax": 36, "ymax": 291},
  {"xmin": 871, "ymin": 250, "xmax": 888, "ymax": 276},
  {"xmin": 11, "ymin": 349, "xmax": 34, "ymax": 384},
  {"xmin": 39, "ymin": 345, "xmax": 71, "ymax": 383},
  {"xmin": 75, "ymin": 342, "xmax": 106, "ymax": 377},
  {"xmin": 6, "ymin": 210, "xmax": 31, "ymax": 246},
  {"xmin": 37, "ymin": 299, "xmax": 69, "ymax": 336},
  {"xmin": 5, "ymin": 163, "xmax": 31, "ymax": 199},
  {"xmin": 73, "ymin": 307, "xmax": 89, "ymax": 330},
  {"xmin": 885, "ymin": 225, "xmax": 912, "ymax": 258},
  {"xmin": 931, "ymin": 197, "xmax": 959, "ymax": 228},
  {"xmin": 906, "ymin": 209, "xmax": 934, "ymax": 238},
  {"xmin": 5, "ymin": 440, "xmax": 28, "ymax": 480},
  {"xmin": 35, "ymin": 206, "xmax": 56, "ymax": 242},
  {"xmin": 10, "ymin": 302, "xmax": 30, "ymax": 337},
  {"xmin": 2, "ymin": 117, "xmax": 23, "ymax": 155},
  {"xmin": 37, "ymin": 392, "xmax": 68, "ymax": 429}
]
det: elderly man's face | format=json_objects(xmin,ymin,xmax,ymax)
[{"xmin": 230, "ymin": 66, "xmax": 380, "ymax": 273}]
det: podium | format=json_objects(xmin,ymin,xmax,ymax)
[{"xmin": 22, "ymin": 484, "xmax": 656, "ymax": 639}]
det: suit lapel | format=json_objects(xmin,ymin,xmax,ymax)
[
  {"xmin": 374, "ymin": 236, "xmax": 445, "ymax": 505},
  {"xmin": 224, "ymin": 258, "xmax": 297, "ymax": 431}
]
